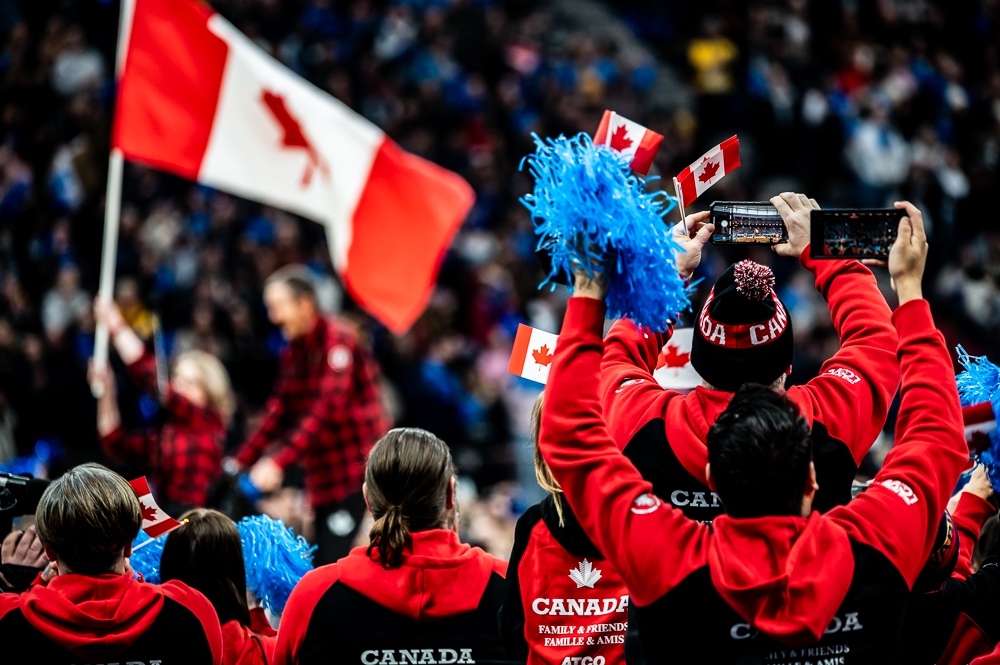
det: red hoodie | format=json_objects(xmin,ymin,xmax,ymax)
[
  {"xmin": 540, "ymin": 296, "xmax": 966, "ymax": 664},
  {"xmin": 600, "ymin": 250, "xmax": 900, "ymax": 521},
  {"xmin": 274, "ymin": 529, "xmax": 519, "ymax": 665},
  {"xmin": 0, "ymin": 572, "xmax": 223, "ymax": 664},
  {"xmin": 221, "ymin": 609, "xmax": 277, "ymax": 665}
]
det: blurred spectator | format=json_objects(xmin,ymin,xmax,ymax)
[{"xmin": 41, "ymin": 264, "xmax": 88, "ymax": 343}]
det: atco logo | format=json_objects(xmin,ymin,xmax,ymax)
[
  {"xmin": 328, "ymin": 345, "xmax": 352, "ymax": 371},
  {"xmin": 826, "ymin": 367, "xmax": 862, "ymax": 385},
  {"xmin": 631, "ymin": 493, "xmax": 661, "ymax": 514},
  {"xmin": 879, "ymin": 479, "xmax": 918, "ymax": 505}
]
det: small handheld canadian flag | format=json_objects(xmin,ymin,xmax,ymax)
[
  {"xmin": 508, "ymin": 324, "xmax": 559, "ymax": 385},
  {"xmin": 594, "ymin": 110, "xmax": 664, "ymax": 176},
  {"xmin": 129, "ymin": 477, "xmax": 183, "ymax": 544},
  {"xmin": 964, "ymin": 402, "xmax": 997, "ymax": 452},
  {"xmin": 674, "ymin": 136, "xmax": 740, "ymax": 211},
  {"xmin": 652, "ymin": 329, "xmax": 702, "ymax": 392}
]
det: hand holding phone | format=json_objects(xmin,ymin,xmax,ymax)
[{"xmin": 771, "ymin": 193, "xmax": 820, "ymax": 258}]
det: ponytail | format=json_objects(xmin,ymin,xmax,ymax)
[
  {"xmin": 365, "ymin": 428, "xmax": 455, "ymax": 569},
  {"xmin": 530, "ymin": 392, "xmax": 565, "ymax": 527}
]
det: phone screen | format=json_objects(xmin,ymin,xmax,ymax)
[
  {"xmin": 710, "ymin": 202, "xmax": 787, "ymax": 245},
  {"xmin": 809, "ymin": 209, "xmax": 904, "ymax": 260}
]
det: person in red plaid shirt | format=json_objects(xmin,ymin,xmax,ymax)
[
  {"xmin": 233, "ymin": 266, "xmax": 389, "ymax": 564},
  {"xmin": 91, "ymin": 298, "xmax": 234, "ymax": 516}
]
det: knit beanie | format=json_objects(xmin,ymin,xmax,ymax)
[{"xmin": 690, "ymin": 260, "xmax": 794, "ymax": 391}]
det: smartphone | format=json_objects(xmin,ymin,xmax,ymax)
[
  {"xmin": 709, "ymin": 202, "xmax": 788, "ymax": 245},
  {"xmin": 11, "ymin": 515, "xmax": 35, "ymax": 531},
  {"xmin": 809, "ymin": 209, "xmax": 904, "ymax": 260}
]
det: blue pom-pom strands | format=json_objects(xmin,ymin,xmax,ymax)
[
  {"xmin": 238, "ymin": 515, "xmax": 316, "ymax": 615},
  {"xmin": 520, "ymin": 132, "xmax": 690, "ymax": 332},
  {"xmin": 130, "ymin": 532, "xmax": 166, "ymax": 584},
  {"xmin": 128, "ymin": 514, "xmax": 315, "ymax": 615},
  {"xmin": 956, "ymin": 345, "xmax": 1000, "ymax": 485}
]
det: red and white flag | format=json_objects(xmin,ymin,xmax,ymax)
[
  {"xmin": 675, "ymin": 136, "xmax": 740, "ymax": 207},
  {"xmin": 128, "ymin": 477, "xmax": 183, "ymax": 539},
  {"xmin": 964, "ymin": 402, "xmax": 997, "ymax": 452},
  {"xmin": 113, "ymin": 0, "xmax": 474, "ymax": 333},
  {"xmin": 594, "ymin": 110, "xmax": 663, "ymax": 175},
  {"xmin": 652, "ymin": 329, "xmax": 702, "ymax": 392},
  {"xmin": 508, "ymin": 324, "xmax": 559, "ymax": 385}
]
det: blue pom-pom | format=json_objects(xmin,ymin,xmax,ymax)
[
  {"xmin": 238, "ymin": 515, "xmax": 316, "ymax": 615},
  {"xmin": 520, "ymin": 132, "xmax": 689, "ymax": 331},
  {"xmin": 130, "ymin": 533, "xmax": 166, "ymax": 584},
  {"xmin": 956, "ymin": 345, "xmax": 1000, "ymax": 486}
]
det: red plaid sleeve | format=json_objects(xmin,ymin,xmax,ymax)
[
  {"xmin": 270, "ymin": 345, "xmax": 354, "ymax": 470},
  {"xmin": 99, "ymin": 426, "xmax": 155, "ymax": 464},
  {"xmin": 124, "ymin": 350, "xmax": 161, "ymax": 398},
  {"xmin": 235, "ymin": 352, "xmax": 291, "ymax": 467}
]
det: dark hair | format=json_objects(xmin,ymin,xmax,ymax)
[
  {"xmin": 160, "ymin": 509, "xmax": 251, "ymax": 627},
  {"xmin": 706, "ymin": 384, "xmax": 813, "ymax": 518},
  {"xmin": 366, "ymin": 428, "xmax": 455, "ymax": 569},
  {"xmin": 265, "ymin": 264, "xmax": 316, "ymax": 301},
  {"xmin": 35, "ymin": 463, "xmax": 141, "ymax": 575}
]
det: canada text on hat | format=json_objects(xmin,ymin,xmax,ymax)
[{"xmin": 697, "ymin": 262, "xmax": 788, "ymax": 349}]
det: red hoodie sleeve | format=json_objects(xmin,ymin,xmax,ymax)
[
  {"xmin": 951, "ymin": 492, "xmax": 997, "ymax": 580},
  {"xmin": 827, "ymin": 299, "xmax": 968, "ymax": 588},
  {"xmin": 791, "ymin": 251, "xmax": 900, "ymax": 464},
  {"xmin": 599, "ymin": 320, "xmax": 679, "ymax": 449},
  {"xmin": 539, "ymin": 297, "xmax": 710, "ymax": 607},
  {"xmin": 273, "ymin": 565, "xmax": 341, "ymax": 665}
]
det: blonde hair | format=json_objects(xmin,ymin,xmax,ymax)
[
  {"xmin": 175, "ymin": 350, "xmax": 235, "ymax": 424},
  {"xmin": 530, "ymin": 392, "xmax": 564, "ymax": 526}
]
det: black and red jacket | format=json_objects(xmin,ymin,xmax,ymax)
[
  {"xmin": 100, "ymin": 350, "xmax": 225, "ymax": 511},
  {"xmin": 235, "ymin": 316, "xmax": 390, "ymax": 508},
  {"xmin": 540, "ymin": 296, "xmax": 967, "ymax": 664},
  {"xmin": 0, "ymin": 572, "xmax": 223, "ymax": 663},
  {"xmin": 274, "ymin": 529, "xmax": 519, "ymax": 665},
  {"xmin": 221, "ymin": 608, "xmax": 278, "ymax": 665},
  {"xmin": 601, "ymin": 251, "xmax": 899, "ymax": 522},
  {"xmin": 500, "ymin": 495, "xmax": 628, "ymax": 665},
  {"xmin": 898, "ymin": 492, "xmax": 1000, "ymax": 665}
]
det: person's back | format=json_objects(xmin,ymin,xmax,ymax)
[
  {"xmin": 500, "ymin": 394, "xmax": 629, "ymax": 665},
  {"xmin": 538, "ymin": 204, "xmax": 969, "ymax": 664},
  {"xmin": 601, "ymin": 196, "xmax": 900, "ymax": 522},
  {"xmin": 274, "ymin": 428, "xmax": 517, "ymax": 665},
  {"xmin": 0, "ymin": 463, "xmax": 223, "ymax": 664}
]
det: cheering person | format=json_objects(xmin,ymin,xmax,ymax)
[{"xmin": 92, "ymin": 297, "xmax": 233, "ymax": 515}]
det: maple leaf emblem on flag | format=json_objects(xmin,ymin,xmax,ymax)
[
  {"xmin": 140, "ymin": 501, "xmax": 160, "ymax": 524},
  {"xmin": 656, "ymin": 344, "xmax": 691, "ymax": 370},
  {"xmin": 569, "ymin": 559, "xmax": 603, "ymax": 589},
  {"xmin": 261, "ymin": 90, "xmax": 329, "ymax": 187},
  {"xmin": 532, "ymin": 345, "xmax": 554, "ymax": 366},
  {"xmin": 609, "ymin": 124, "xmax": 633, "ymax": 151},
  {"xmin": 698, "ymin": 160, "xmax": 720, "ymax": 183}
]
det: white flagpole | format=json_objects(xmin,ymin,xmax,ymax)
[
  {"xmin": 674, "ymin": 176, "xmax": 687, "ymax": 233},
  {"xmin": 91, "ymin": 0, "xmax": 135, "ymax": 398}
]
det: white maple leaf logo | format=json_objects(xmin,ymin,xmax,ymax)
[{"xmin": 568, "ymin": 559, "xmax": 602, "ymax": 589}]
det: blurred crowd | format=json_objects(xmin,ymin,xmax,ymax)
[{"xmin": 2, "ymin": 0, "xmax": 1000, "ymax": 555}]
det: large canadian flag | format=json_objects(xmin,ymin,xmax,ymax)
[{"xmin": 112, "ymin": 0, "xmax": 474, "ymax": 333}]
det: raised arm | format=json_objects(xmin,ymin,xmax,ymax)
[
  {"xmin": 540, "ymin": 275, "xmax": 709, "ymax": 607},
  {"xmin": 828, "ymin": 202, "xmax": 968, "ymax": 588},
  {"xmin": 600, "ymin": 212, "xmax": 713, "ymax": 448},
  {"xmin": 948, "ymin": 466, "xmax": 997, "ymax": 580},
  {"xmin": 771, "ymin": 193, "xmax": 900, "ymax": 465}
]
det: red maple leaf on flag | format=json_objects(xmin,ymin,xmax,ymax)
[
  {"xmin": 609, "ymin": 124, "xmax": 633, "ymax": 151},
  {"xmin": 141, "ymin": 503, "xmax": 160, "ymax": 524},
  {"xmin": 532, "ymin": 345, "xmax": 554, "ymax": 366},
  {"xmin": 261, "ymin": 90, "xmax": 329, "ymax": 187},
  {"xmin": 656, "ymin": 344, "xmax": 691, "ymax": 369},
  {"xmin": 698, "ymin": 160, "xmax": 720, "ymax": 183}
]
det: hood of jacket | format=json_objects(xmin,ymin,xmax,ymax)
[
  {"xmin": 337, "ymin": 529, "xmax": 504, "ymax": 621},
  {"xmin": 668, "ymin": 386, "xmax": 814, "ymax": 484},
  {"xmin": 19, "ymin": 573, "xmax": 164, "ymax": 661},
  {"xmin": 709, "ymin": 512, "xmax": 854, "ymax": 646},
  {"xmin": 221, "ymin": 618, "xmax": 276, "ymax": 665}
]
